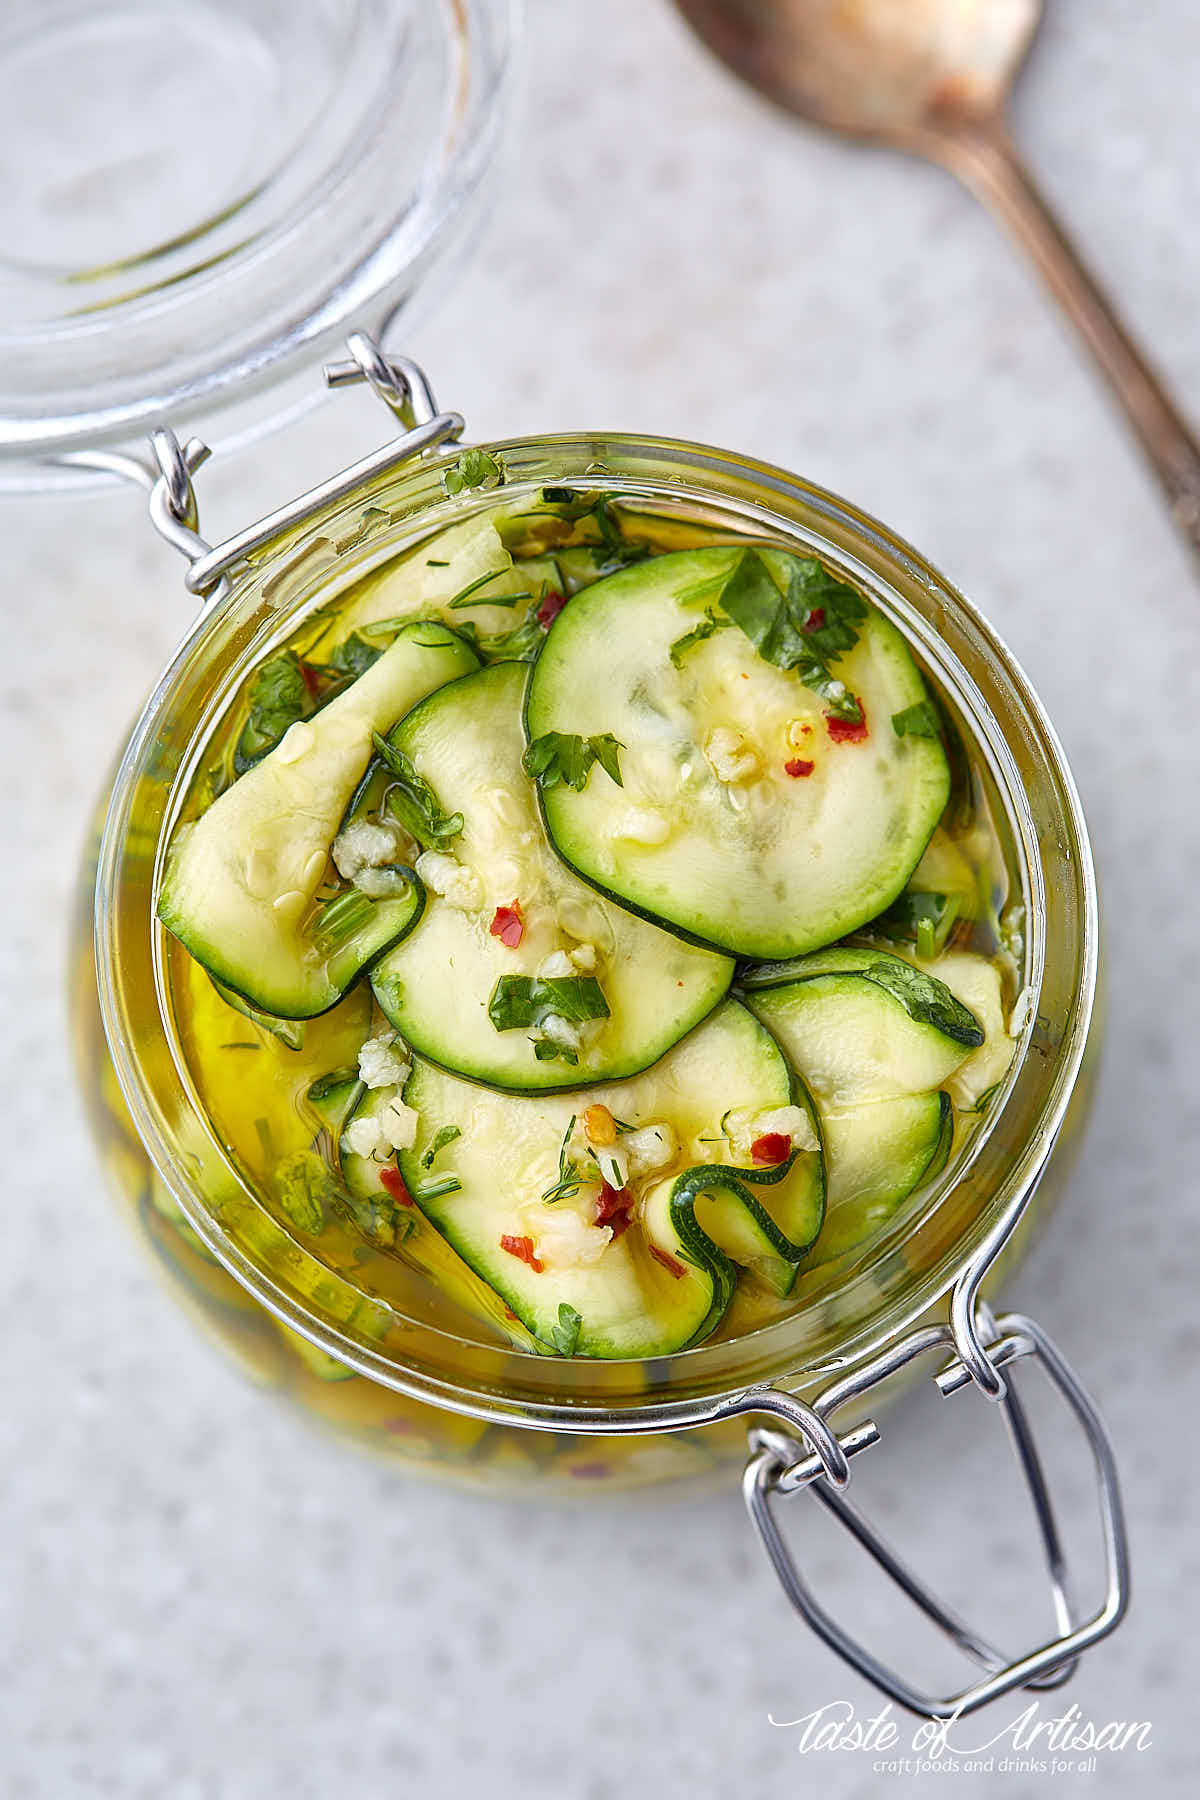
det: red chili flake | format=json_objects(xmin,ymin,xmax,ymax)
[
  {"xmin": 500, "ymin": 1233, "xmax": 545, "ymax": 1272},
  {"xmin": 378, "ymin": 1165, "xmax": 413, "ymax": 1205},
  {"xmin": 649, "ymin": 1243, "xmax": 688, "ymax": 1280},
  {"xmin": 594, "ymin": 1181, "xmax": 635, "ymax": 1235},
  {"xmin": 570, "ymin": 1461, "xmax": 612, "ymax": 1480},
  {"xmin": 751, "ymin": 1132, "xmax": 792, "ymax": 1166},
  {"xmin": 503, "ymin": 1306, "xmax": 520, "ymax": 1322},
  {"xmin": 298, "ymin": 659, "xmax": 323, "ymax": 698},
  {"xmin": 802, "ymin": 607, "xmax": 826, "ymax": 634},
  {"xmin": 489, "ymin": 900, "xmax": 524, "ymax": 948},
  {"xmin": 825, "ymin": 705, "xmax": 869, "ymax": 744},
  {"xmin": 784, "ymin": 758, "xmax": 815, "ymax": 778},
  {"xmin": 536, "ymin": 588, "xmax": 567, "ymax": 628}
]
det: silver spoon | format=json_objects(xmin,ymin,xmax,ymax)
[{"xmin": 675, "ymin": 0, "xmax": 1200, "ymax": 560}]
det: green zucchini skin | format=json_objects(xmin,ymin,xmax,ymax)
[
  {"xmin": 393, "ymin": 999, "xmax": 824, "ymax": 1356},
  {"xmin": 370, "ymin": 662, "xmax": 734, "ymax": 1092},
  {"xmin": 739, "ymin": 945, "xmax": 985, "ymax": 1050},
  {"xmin": 742, "ymin": 947, "xmax": 997, "ymax": 1260},
  {"xmin": 157, "ymin": 623, "xmax": 479, "ymax": 1019},
  {"xmin": 524, "ymin": 548, "xmax": 950, "ymax": 960}
]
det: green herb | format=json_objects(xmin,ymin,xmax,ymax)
[
  {"xmin": 523, "ymin": 731, "xmax": 624, "ymax": 792},
  {"xmin": 891, "ymin": 700, "xmax": 941, "ymax": 740},
  {"xmin": 235, "ymin": 652, "xmax": 310, "ymax": 770},
  {"xmin": 448, "ymin": 567, "xmax": 527, "ymax": 610},
  {"xmin": 412, "ymin": 1175, "xmax": 463, "ymax": 1203},
  {"xmin": 421, "ymin": 1125, "xmax": 462, "ymax": 1169},
  {"xmin": 325, "ymin": 631, "xmax": 381, "ymax": 683},
  {"xmin": 453, "ymin": 613, "xmax": 549, "ymax": 664},
  {"xmin": 442, "ymin": 448, "xmax": 505, "ymax": 496},
  {"xmin": 668, "ymin": 608, "xmax": 731, "ymax": 668},
  {"xmin": 535, "ymin": 487, "xmax": 650, "ymax": 571},
  {"xmin": 875, "ymin": 890, "xmax": 962, "ymax": 959},
  {"xmin": 542, "ymin": 1116, "xmax": 589, "ymax": 1204},
  {"xmin": 715, "ymin": 550, "xmax": 866, "ymax": 721},
  {"xmin": 488, "ymin": 975, "xmax": 610, "ymax": 1035},
  {"xmin": 533, "ymin": 1039, "xmax": 577, "ymax": 1066},
  {"xmin": 275, "ymin": 1151, "xmax": 332, "ymax": 1235},
  {"xmin": 549, "ymin": 1302, "xmax": 583, "ymax": 1356},
  {"xmin": 426, "ymin": 557, "xmax": 450, "ymax": 567},
  {"xmin": 372, "ymin": 733, "xmax": 465, "ymax": 849}
]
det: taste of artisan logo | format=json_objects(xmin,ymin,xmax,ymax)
[{"xmin": 768, "ymin": 1699, "xmax": 1153, "ymax": 1776}]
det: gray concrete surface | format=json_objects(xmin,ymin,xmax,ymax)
[{"xmin": 2, "ymin": 1, "xmax": 1196, "ymax": 1794}]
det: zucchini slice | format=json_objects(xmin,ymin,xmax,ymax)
[
  {"xmin": 524, "ymin": 547, "xmax": 949, "ymax": 958},
  {"xmin": 370, "ymin": 663, "xmax": 733, "ymax": 1090},
  {"xmin": 395, "ymin": 999, "xmax": 824, "ymax": 1356},
  {"xmin": 158, "ymin": 623, "xmax": 479, "ymax": 1018},
  {"xmin": 741, "ymin": 948, "xmax": 984, "ymax": 1102},
  {"xmin": 742, "ymin": 948, "xmax": 987, "ymax": 1257},
  {"xmin": 814, "ymin": 1092, "xmax": 952, "ymax": 1260}
]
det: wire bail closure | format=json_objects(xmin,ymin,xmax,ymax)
[
  {"xmin": 54, "ymin": 332, "xmax": 464, "ymax": 605},
  {"xmin": 735, "ymin": 1277, "xmax": 1129, "ymax": 1719}
]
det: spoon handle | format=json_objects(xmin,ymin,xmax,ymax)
[{"xmin": 937, "ymin": 116, "xmax": 1200, "ymax": 559}]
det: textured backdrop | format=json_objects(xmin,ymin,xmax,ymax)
[{"xmin": 2, "ymin": 1, "xmax": 1195, "ymax": 1794}]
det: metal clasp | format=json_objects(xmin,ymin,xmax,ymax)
[
  {"xmin": 737, "ymin": 1295, "xmax": 1129, "ymax": 1719},
  {"xmin": 56, "ymin": 331, "xmax": 464, "ymax": 603}
]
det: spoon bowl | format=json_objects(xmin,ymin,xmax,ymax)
[{"xmin": 676, "ymin": 0, "xmax": 1200, "ymax": 560}]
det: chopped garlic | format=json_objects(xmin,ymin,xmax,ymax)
[
  {"xmin": 535, "ymin": 1206, "xmax": 613, "ymax": 1268},
  {"xmin": 595, "ymin": 1144, "xmax": 629, "ymax": 1190},
  {"xmin": 414, "ymin": 849, "xmax": 483, "ymax": 913},
  {"xmin": 704, "ymin": 728, "xmax": 760, "ymax": 784},
  {"xmin": 539, "ymin": 1012, "xmax": 583, "ymax": 1052},
  {"xmin": 611, "ymin": 806, "xmax": 671, "ymax": 845},
  {"xmin": 341, "ymin": 1113, "xmax": 386, "ymax": 1160},
  {"xmin": 723, "ymin": 1104, "xmax": 819, "ymax": 1161},
  {"xmin": 623, "ymin": 1121, "xmax": 677, "ymax": 1178},
  {"xmin": 332, "ymin": 819, "xmax": 405, "ymax": 892},
  {"xmin": 357, "ymin": 1032, "xmax": 410, "ymax": 1091},
  {"xmin": 787, "ymin": 718, "xmax": 815, "ymax": 749},
  {"xmin": 568, "ymin": 942, "xmax": 597, "ymax": 973},
  {"xmin": 377, "ymin": 1097, "xmax": 419, "ymax": 1153},
  {"xmin": 538, "ymin": 949, "xmax": 576, "ymax": 981}
]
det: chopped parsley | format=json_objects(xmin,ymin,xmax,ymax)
[
  {"xmin": 420, "ymin": 1125, "xmax": 462, "ymax": 1170},
  {"xmin": 488, "ymin": 975, "xmax": 610, "ymax": 1035},
  {"xmin": 549, "ymin": 1303, "xmax": 583, "ymax": 1356},
  {"xmin": 372, "ymin": 733, "xmax": 464, "ymax": 849},
  {"xmin": 442, "ymin": 448, "xmax": 505, "ymax": 496},
  {"xmin": 891, "ymin": 700, "xmax": 941, "ymax": 739},
  {"xmin": 712, "ymin": 550, "xmax": 867, "ymax": 722},
  {"xmin": 523, "ymin": 731, "xmax": 624, "ymax": 792},
  {"xmin": 668, "ymin": 608, "xmax": 732, "ymax": 668},
  {"xmin": 235, "ymin": 652, "xmax": 310, "ymax": 771}
]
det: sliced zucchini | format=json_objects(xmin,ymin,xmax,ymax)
[
  {"xmin": 742, "ymin": 949, "xmax": 997, "ymax": 1257},
  {"xmin": 921, "ymin": 950, "xmax": 1016, "ymax": 1108},
  {"xmin": 524, "ymin": 547, "xmax": 949, "ymax": 958},
  {"xmin": 741, "ymin": 945, "xmax": 984, "ymax": 1051},
  {"xmin": 337, "ymin": 1083, "xmax": 540, "ymax": 1352},
  {"xmin": 742, "ymin": 949, "xmax": 983, "ymax": 1104},
  {"xmin": 370, "ymin": 663, "xmax": 734, "ymax": 1090},
  {"xmin": 814, "ymin": 1091, "xmax": 952, "ymax": 1260},
  {"xmin": 396, "ymin": 999, "xmax": 824, "ymax": 1356},
  {"xmin": 158, "ymin": 623, "xmax": 479, "ymax": 1018}
]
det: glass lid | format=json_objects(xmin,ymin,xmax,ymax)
[{"xmin": 0, "ymin": 0, "xmax": 519, "ymax": 493}]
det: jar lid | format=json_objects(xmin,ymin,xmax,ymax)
[{"xmin": 0, "ymin": 0, "xmax": 518, "ymax": 493}]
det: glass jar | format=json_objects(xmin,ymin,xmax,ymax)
[
  {"xmin": 69, "ymin": 391, "xmax": 1125, "ymax": 1714},
  {"xmin": 0, "ymin": 0, "xmax": 518, "ymax": 492}
]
